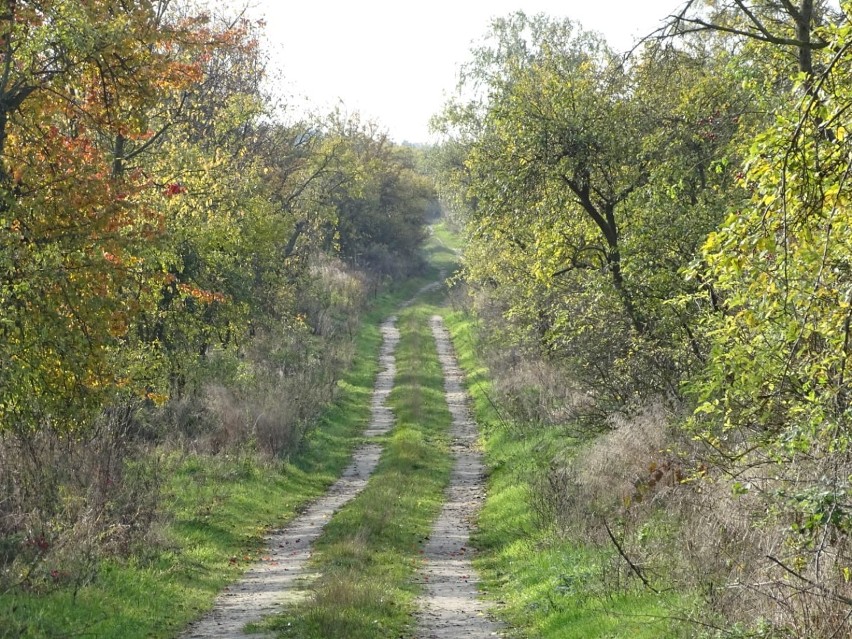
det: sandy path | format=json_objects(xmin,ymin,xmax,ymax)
[
  {"xmin": 181, "ymin": 317, "xmax": 400, "ymax": 639},
  {"xmin": 414, "ymin": 316, "xmax": 503, "ymax": 639}
]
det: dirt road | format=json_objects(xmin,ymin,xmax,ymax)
[
  {"xmin": 181, "ymin": 298, "xmax": 502, "ymax": 638},
  {"xmin": 181, "ymin": 317, "xmax": 400, "ymax": 639},
  {"xmin": 414, "ymin": 316, "xmax": 503, "ymax": 639}
]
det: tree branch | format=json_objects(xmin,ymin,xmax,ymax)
[
  {"xmin": 777, "ymin": 0, "xmax": 802, "ymax": 21},
  {"xmin": 560, "ymin": 173, "xmax": 616, "ymax": 249},
  {"xmin": 766, "ymin": 555, "xmax": 852, "ymax": 607},
  {"xmin": 732, "ymin": 0, "xmax": 776, "ymax": 41},
  {"xmin": 670, "ymin": 14, "xmax": 827, "ymax": 49},
  {"xmin": 604, "ymin": 519, "xmax": 659, "ymax": 593}
]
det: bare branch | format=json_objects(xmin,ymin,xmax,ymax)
[
  {"xmin": 766, "ymin": 555, "xmax": 852, "ymax": 607},
  {"xmin": 777, "ymin": 0, "xmax": 803, "ymax": 20},
  {"xmin": 732, "ymin": 0, "xmax": 776, "ymax": 40},
  {"xmin": 604, "ymin": 519, "xmax": 659, "ymax": 593},
  {"xmin": 671, "ymin": 14, "xmax": 827, "ymax": 48}
]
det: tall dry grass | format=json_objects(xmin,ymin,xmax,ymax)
[
  {"xmin": 0, "ymin": 404, "xmax": 162, "ymax": 593},
  {"xmin": 476, "ymin": 323, "xmax": 852, "ymax": 637}
]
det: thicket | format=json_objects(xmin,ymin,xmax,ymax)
[
  {"xmin": 433, "ymin": 2, "xmax": 852, "ymax": 636},
  {"xmin": 0, "ymin": 1, "xmax": 434, "ymax": 604}
]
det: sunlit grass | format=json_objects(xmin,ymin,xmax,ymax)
[{"xmin": 430, "ymin": 219, "xmax": 464, "ymax": 254}]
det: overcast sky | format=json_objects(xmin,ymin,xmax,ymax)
[{"xmin": 237, "ymin": 1, "xmax": 686, "ymax": 143}]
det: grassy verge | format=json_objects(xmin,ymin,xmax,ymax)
[
  {"xmin": 258, "ymin": 303, "xmax": 453, "ymax": 639},
  {"xmin": 441, "ymin": 309, "xmax": 687, "ymax": 638},
  {"xmin": 0, "ymin": 275, "xmax": 434, "ymax": 639}
]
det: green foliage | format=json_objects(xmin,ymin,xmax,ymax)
[
  {"xmin": 316, "ymin": 117, "xmax": 437, "ymax": 277},
  {"xmin": 0, "ymin": 3, "xmax": 436, "ymax": 438},
  {"xmin": 434, "ymin": 2, "xmax": 852, "ymax": 636},
  {"xmin": 0, "ymin": 1, "xmax": 437, "ymax": 633},
  {"xmin": 432, "ymin": 12, "xmax": 751, "ymax": 413},
  {"xmin": 684, "ymin": 7, "xmax": 852, "ymax": 582}
]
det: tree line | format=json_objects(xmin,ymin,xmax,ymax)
[
  {"xmin": 0, "ymin": 0, "xmax": 435, "ymax": 597},
  {"xmin": 0, "ymin": 0, "xmax": 434, "ymax": 439},
  {"xmin": 433, "ymin": 1, "xmax": 852, "ymax": 635}
]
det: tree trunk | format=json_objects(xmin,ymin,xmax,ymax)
[{"xmin": 796, "ymin": 0, "xmax": 814, "ymax": 76}]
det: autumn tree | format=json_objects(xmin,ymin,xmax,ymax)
[
  {"xmin": 0, "ymin": 0, "xmax": 438, "ymax": 606},
  {"xmin": 433, "ymin": 3, "xmax": 852, "ymax": 635},
  {"xmin": 0, "ymin": 1, "xmax": 262, "ymax": 433}
]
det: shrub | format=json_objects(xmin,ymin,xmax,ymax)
[{"xmin": 0, "ymin": 403, "xmax": 162, "ymax": 593}]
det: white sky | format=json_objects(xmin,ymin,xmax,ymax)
[{"xmin": 239, "ymin": 1, "xmax": 686, "ymax": 143}]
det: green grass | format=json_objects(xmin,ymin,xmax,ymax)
[
  {"xmin": 430, "ymin": 220, "xmax": 464, "ymax": 255},
  {"xmin": 258, "ymin": 303, "xmax": 453, "ymax": 639},
  {"xmin": 441, "ymin": 308, "xmax": 688, "ymax": 639},
  {"xmin": 0, "ymin": 275, "xmax": 436, "ymax": 639},
  {"xmin": 425, "ymin": 220, "xmax": 462, "ymax": 277}
]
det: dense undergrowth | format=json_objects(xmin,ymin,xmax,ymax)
[
  {"xmin": 432, "ymin": 222, "xmax": 767, "ymax": 637},
  {"xmin": 438, "ymin": 225, "xmax": 852, "ymax": 636}
]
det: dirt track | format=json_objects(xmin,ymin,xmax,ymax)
[
  {"xmin": 181, "ymin": 317, "xmax": 400, "ymax": 639},
  {"xmin": 414, "ymin": 316, "xmax": 503, "ymax": 639},
  {"xmin": 181, "ymin": 290, "xmax": 502, "ymax": 638}
]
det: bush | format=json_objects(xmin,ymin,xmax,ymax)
[{"xmin": 0, "ymin": 403, "xmax": 162, "ymax": 593}]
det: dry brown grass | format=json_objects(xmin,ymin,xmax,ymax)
[
  {"xmin": 196, "ymin": 333, "xmax": 355, "ymax": 458},
  {"xmin": 298, "ymin": 258, "xmax": 371, "ymax": 339},
  {"xmin": 158, "ymin": 257, "xmax": 368, "ymax": 458},
  {"xmin": 540, "ymin": 404, "xmax": 852, "ymax": 637},
  {"xmin": 0, "ymin": 404, "xmax": 162, "ymax": 592},
  {"xmin": 472, "ymin": 323, "xmax": 852, "ymax": 637},
  {"xmin": 477, "ymin": 335, "xmax": 594, "ymax": 437}
]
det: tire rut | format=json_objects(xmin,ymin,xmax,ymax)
[{"xmin": 414, "ymin": 315, "xmax": 503, "ymax": 639}]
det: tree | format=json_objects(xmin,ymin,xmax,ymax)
[
  {"xmin": 315, "ymin": 115, "xmax": 435, "ymax": 277},
  {"xmin": 667, "ymin": 0, "xmax": 838, "ymax": 77},
  {"xmin": 687, "ymin": 5, "xmax": 852, "ymax": 477},
  {"xmin": 0, "ymin": 1, "xmax": 261, "ymax": 433},
  {"xmin": 434, "ymin": 12, "xmax": 750, "ymax": 407},
  {"xmin": 669, "ymin": 5, "xmax": 852, "ymax": 629}
]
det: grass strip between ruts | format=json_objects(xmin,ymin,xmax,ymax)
[{"xmin": 256, "ymin": 302, "xmax": 453, "ymax": 639}]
